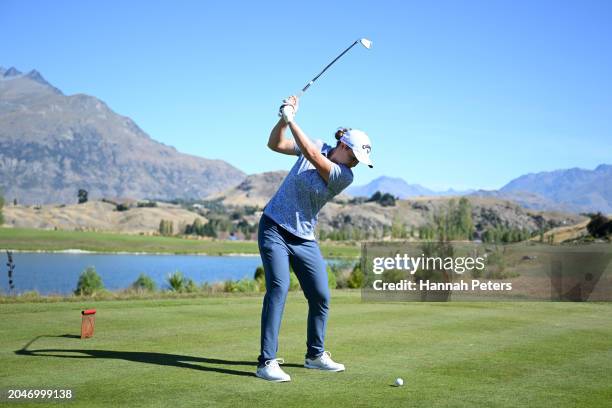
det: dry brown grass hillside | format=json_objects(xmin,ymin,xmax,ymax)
[{"xmin": 3, "ymin": 200, "xmax": 206, "ymax": 234}]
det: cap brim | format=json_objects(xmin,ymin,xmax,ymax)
[{"xmin": 353, "ymin": 149, "xmax": 373, "ymax": 168}]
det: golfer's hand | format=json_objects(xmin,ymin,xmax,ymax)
[
  {"xmin": 285, "ymin": 95, "xmax": 299, "ymax": 112},
  {"xmin": 278, "ymin": 95, "xmax": 299, "ymax": 124}
]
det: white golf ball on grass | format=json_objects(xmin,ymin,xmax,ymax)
[{"xmin": 394, "ymin": 377, "xmax": 404, "ymax": 387}]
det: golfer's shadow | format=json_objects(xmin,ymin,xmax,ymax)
[{"xmin": 16, "ymin": 335, "xmax": 303, "ymax": 378}]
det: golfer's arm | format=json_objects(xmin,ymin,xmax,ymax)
[
  {"xmin": 267, "ymin": 118, "xmax": 299, "ymax": 155},
  {"xmin": 288, "ymin": 121, "xmax": 332, "ymax": 183}
]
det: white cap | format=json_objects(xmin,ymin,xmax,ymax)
[{"xmin": 340, "ymin": 129, "xmax": 373, "ymax": 168}]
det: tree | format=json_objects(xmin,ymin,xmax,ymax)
[
  {"xmin": 78, "ymin": 189, "xmax": 88, "ymax": 204},
  {"xmin": 202, "ymin": 220, "xmax": 217, "ymax": 238},
  {"xmin": 391, "ymin": 216, "xmax": 407, "ymax": 239},
  {"xmin": 586, "ymin": 213, "xmax": 612, "ymax": 238},
  {"xmin": 75, "ymin": 266, "xmax": 104, "ymax": 295},
  {"xmin": 131, "ymin": 273, "xmax": 157, "ymax": 292},
  {"xmin": 0, "ymin": 194, "xmax": 4, "ymax": 225},
  {"xmin": 159, "ymin": 219, "xmax": 174, "ymax": 236},
  {"xmin": 347, "ymin": 264, "xmax": 364, "ymax": 288},
  {"xmin": 457, "ymin": 197, "xmax": 474, "ymax": 239},
  {"xmin": 185, "ymin": 218, "xmax": 203, "ymax": 235},
  {"xmin": 366, "ymin": 191, "xmax": 397, "ymax": 207},
  {"xmin": 367, "ymin": 191, "xmax": 382, "ymax": 203},
  {"xmin": 378, "ymin": 193, "xmax": 396, "ymax": 207}
]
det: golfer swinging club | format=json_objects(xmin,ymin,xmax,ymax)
[{"xmin": 256, "ymin": 95, "xmax": 373, "ymax": 382}]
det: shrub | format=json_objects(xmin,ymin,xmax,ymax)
[
  {"xmin": 184, "ymin": 278, "xmax": 198, "ymax": 293},
  {"xmin": 116, "ymin": 203, "xmax": 129, "ymax": 212},
  {"xmin": 327, "ymin": 265, "xmax": 337, "ymax": 289},
  {"xmin": 20, "ymin": 290, "xmax": 40, "ymax": 299},
  {"xmin": 252, "ymin": 265, "xmax": 300, "ymax": 292},
  {"xmin": 251, "ymin": 264, "xmax": 340, "ymax": 291},
  {"xmin": 224, "ymin": 278, "xmax": 259, "ymax": 293},
  {"xmin": 347, "ymin": 264, "xmax": 364, "ymax": 289},
  {"xmin": 167, "ymin": 271, "xmax": 185, "ymax": 292},
  {"xmin": 254, "ymin": 266, "xmax": 265, "ymax": 281},
  {"xmin": 328, "ymin": 260, "xmax": 358, "ymax": 288},
  {"xmin": 137, "ymin": 201, "xmax": 157, "ymax": 208},
  {"xmin": 75, "ymin": 266, "xmax": 104, "ymax": 295},
  {"xmin": 484, "ymin": 249, "xmax": 520, "ymax": 279},
  {"xmin": 382, "ymin": 268, "xmax": 406, "ymax": 283},
  {"xmin": 131, "ymin": 273, "xmax": 157, "ymax": 292},
  {"xmin": 254, "ymin": 266, "xmax": 266, "ymax": 292},
  {"xmin": 78, "ymin": 189, "xmax": 88, "ymax": 204}
]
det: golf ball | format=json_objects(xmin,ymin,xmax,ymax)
[{"xmin": 395, "ymin": 378, "xmax": 404, "ymax": 387}]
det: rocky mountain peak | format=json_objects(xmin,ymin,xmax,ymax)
[
  {"xmin": 0, "ymin": 68, "xmax": 246, "ymax": 204},
  {"xmin": 3, "ymin": 66, "xmax": 22, "ymax": 77}
]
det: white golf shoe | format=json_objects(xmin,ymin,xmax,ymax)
[
  {"xmin": 304, "ymin": 351, "xmax": 345, "ymax": 372},
  {"xmin": 255, "ymin": 358, "xmax": 291, "ymax": 382}
]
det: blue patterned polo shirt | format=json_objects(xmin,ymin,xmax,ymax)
[{"xmin": 263, "ymin": 139, "xmax": 354, "ymax": 240}]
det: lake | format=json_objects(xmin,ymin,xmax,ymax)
[{"xmin": 1, "ymin": 252, "xmax": 351, "ymax": 295}]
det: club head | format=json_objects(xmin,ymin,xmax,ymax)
[{"xmin": 359, "ymin": 38, "xmax": 373, "ymax": 49}]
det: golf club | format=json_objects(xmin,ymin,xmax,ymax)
[{"xmin": 297, "ymin": 38, "xmax": 372, "ymax": 97}]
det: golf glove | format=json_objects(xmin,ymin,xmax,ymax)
[
  {"xmin": 278, "ymin": 96, "xmax": 298, "ymax": 124},
  {"xmin": 279, "ymin": 104, "xmax": 295, "ymax": 123}
]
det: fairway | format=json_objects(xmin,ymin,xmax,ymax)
[{"xmin": 1, "ymin": 292, "xmax": 610, "ymax": 407}]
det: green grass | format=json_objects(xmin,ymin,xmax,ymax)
[
  {"xmin": 1, "ymin": 291, "xmax": 610, "ymax": 407},
  {"xmin": 0, "ymin": 227, "xmax": 360, "ymax": 258}
]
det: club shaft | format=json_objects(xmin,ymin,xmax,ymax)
[{"xmin": 301, "ymin": 40, "xmax": 360, "ymax": 93}]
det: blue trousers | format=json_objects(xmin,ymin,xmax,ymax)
[{"xmin": 257, "ymin": 213, "xmax": 330, "ymax": 366}]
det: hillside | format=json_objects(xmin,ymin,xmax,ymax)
[
  {"xmin": 205, "ymin": 171, "xmax": 288, "ymax": 208},
  {"xmin": 469, "ymin": 190, "xmax": 574, "ymax": 213},
  {"xmin": 320, "ymin": 195, "xmax": 584, "ymax": 238},
  {"xmin": 2, "ymin": 200, "xmax": 206, "ymax": 235},
  {"xmin": 2, "ymin": 195, "xmax": 585, "ymax": 239},
  {"xmin": 0, "ymin": 67, "xmax": 245, "ymax": 205}
]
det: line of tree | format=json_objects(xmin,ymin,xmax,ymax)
[
  {"xmin": 432, "ymin": 197, "xmax": 474, "ymax": 241},
  {"xmin": 366, "ymin": 191, "xmax": 397, "ymax": 207},
  {"xmin": 184, "ymin": 217, "xmax": 257, "ymax": 239},
  {"xmin": 184, "ymin": 218, "xmax": 220, "ymax": 237},
  {"xmin": 320, "ymin": 226, "xmax": 366, "ymax": 241},
  {"xmin": 349, "ymin": 191, "xmax": 397, "ymax": 206},
  {"xmin": 481, "ymin": 226, "xmax": 532, "ymax": 243}
]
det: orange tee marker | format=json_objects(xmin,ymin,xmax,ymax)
[{"xmin": 81, "ymin": 309, "xmax": 96, "ymax": 339}]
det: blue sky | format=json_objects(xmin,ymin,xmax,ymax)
[{"xmin": 2, "ymin": 0, "xmax": 611, "ymax": 190}]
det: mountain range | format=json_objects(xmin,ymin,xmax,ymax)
[
  {"xmin": 0, "ymin": 66, "xmax": 245, "ymax": 204},
  {"xmin": 346, "ymin": 176, "xmax": 474, "ymax": 199},
  {"xmin": 1, "ymin": 66, "xmax": 610, "ymax": 214},
  {"xmin": 346, "ymin": 168, "xmax": 611, "ymax": 214},
  {"xmin": 495, "ymin": 164, "xmax": 612, "ymax": 213}
]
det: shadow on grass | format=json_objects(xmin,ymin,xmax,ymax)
[{"xmin": 16, "ymin": 335, "xmax": 303, "ymax": 378}]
